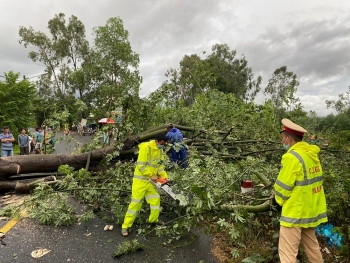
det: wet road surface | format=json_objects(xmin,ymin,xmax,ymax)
[{"xmin": 0, "ymin": 131, "xmax": 217, "ymax": 263}]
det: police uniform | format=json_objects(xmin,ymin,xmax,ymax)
[{"xmin": 274, "ymin": 119, "xmax": 327, "ymax": 263}]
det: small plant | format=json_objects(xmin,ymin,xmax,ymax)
[
  {"xmin": 0, "ymin": 204, "xmax": 21, "ymax": 219},
  {"xmin": 25, "ymin": 183, "xmax": 76, "ymax": 226},
  {"xmin": 241, "ymin": 252, "xmax": 265, "ymax": 263},
  {"xmin": 112, "ymin": 239, "xmax": 145, "ymax": 258}
]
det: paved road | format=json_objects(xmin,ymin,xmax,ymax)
[
  {"xmin": 52, "ymin": 131, "xmax": 92, "ymax": 155},
  {"xmin": 0, "ymin": 131, "xmax": 217, "ymax": 263}
]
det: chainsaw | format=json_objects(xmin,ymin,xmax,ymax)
[{"xmin": 150, "ymin": 178, "xmax": 187, "ymax": 206}]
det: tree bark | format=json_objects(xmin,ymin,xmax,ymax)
[
  {"xmin": 220, "ymin": 199, "xmax": 273, "ymax": 213},
  {"xmin": 0, "ymin": 146, "xmax": 119, "ymax": 179},
  {"xmin": 0, "ymin": 177, "xmax": 59, "ymax": 193}
]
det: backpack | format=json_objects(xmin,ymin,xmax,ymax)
[{"xmin": 37, "ymin": 132, "xmax": 42, "ymax": 143}]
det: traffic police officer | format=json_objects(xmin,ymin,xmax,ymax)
[{"xmin": 274, "ymin": 119, "xmax": 327, "ymax": 263}]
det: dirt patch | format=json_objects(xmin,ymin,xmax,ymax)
[{"xmin": 211, "ymin": 233, "xmax": 233, "ymax": 263}]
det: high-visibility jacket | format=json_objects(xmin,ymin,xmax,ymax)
[
  {"xmin": 274, "ymin": 141, "xmax": 327, "ymax": 228},
  {"xmin": 134, "ymin": 140, "xmax": 168, "ymax": 180}
]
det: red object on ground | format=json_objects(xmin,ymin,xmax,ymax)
[
  {"xmin": 241, "ymin": 180, "xmax": 253, "ymax": 188},
  {"xmin": 241, "ymin": 180, "xmax": 254, "ymax": 193}
]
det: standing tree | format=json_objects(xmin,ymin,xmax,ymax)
[
  {"xmin": 19, "ymin": 14, "xmax": 142, "ymax": 125},
  {"xmin": 326, "ymin": 86, "xmax": 350, "ymax": 114},
  {"xmin": 19, "ymin": 13, "xmax": 90, "ymax": 103},
  {"xmin": 264, "ymin": 66, "xmax": 301, "ymax": 120},
  {"xmin": 0, "ymin": 71, "xmax": 37, "ymax": 131},
  {"xmin": 19, "ymin": 13, "xmax": 93, "ymax": 126},
  {"xmin": 155, "ymin": 44, "xmax": 261, "ymax": 110},
  {"xmin": 90, "ymin": 17, "xmax": 142, "ymax": 121},
  {"xmin": 206, "ymin": 44, "xmax": 262, "ymax": 101}
]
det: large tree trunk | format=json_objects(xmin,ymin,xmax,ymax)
[
  {"xmin": 0, "ymin": 177, "xmax": 59, "ymax": 193},
  {"xmin": 0, "ymin": 146, "xmax": 120, "ymax": 179}
]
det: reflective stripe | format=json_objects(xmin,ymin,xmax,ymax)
[
  {"xmin": 157, "ymin": 168, "xmax": 164, "ymax": 173},
  {"xmin": 133, "ymin": 175, "xmax": 149, "ymax": 181},
  {"xmin": 150, "ymin": 205, "xmax": 160, "ymax": 210},
  {"xmin": 289, "ymin": 150, "xmax": 323, "ymax": 186},
  {"xmin": 138, "ymin": 160, "xmax": 148, "ymax": 172},
  {"xmin": 275, "ymin": 179, "xmax": 293, "ymax": 191},
  {"xmin": 131, "ymin": 198, "xmax": 142, "ymax": 203},
  {"xmin": 280, "ymin": 212, "xmax": 327, "ymax": 225},
  {"xmin": 147, "ymin": 146, "xmax": 163, "ymax": 167},
  {"xmin": 289, "ymin": 151, "xmax": 307, "ymax": 181},
  {"xmin": 275, "ymin": 190, "xmax": 289, "ymax": 200},
  {"xmin": 148, "ymin": 146, "xmax": 152, "ymax": 166},
  {"xmin": 126, "ymin": 209, "xmax": 138, "ymax": 215},
  {"xmin": 295, "ymin": 175, "xmax": 324, "ymax": 186},
  {"xmin": 145, "ymin": 194, "xmax": 160, "ymax": 200}
]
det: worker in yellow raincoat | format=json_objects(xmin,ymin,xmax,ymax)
[
  {"xmin": 121, "ymin": 133, "xmax": 168, "ymax": 236},
  {"xmin": 274, "ymin": 119, "xmax": 327, "ymax": 263}
]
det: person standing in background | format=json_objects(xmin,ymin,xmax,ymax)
[
  {"xmin": 18, "ymin": 128, "xmax": 30, "ymax": 155},
  {"xmin": 33, "ymin": 127, "xmax": 43, "ymax": 154},
  {"xmin": 0, "ymin": 126, "xmax": 15, "ymax": 157}
]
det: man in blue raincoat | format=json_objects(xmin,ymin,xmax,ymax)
[{"xmin": 166, "ymin": 124, "xmax": 187, "ymax": 169}]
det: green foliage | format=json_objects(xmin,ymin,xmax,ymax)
[
  {"xmin": 19, "ymin": 13, "xmax": 89, "ymax": 101},
  {"xmin": 149, "ymin": 44, "xmax": 261, "ymax": 111},
  {"xmin": 326, "ymin": 86, "xmax": 350, "ymax": 114},
  {"xmin": 89, "ymin": 17, "xmax": 141, "ymax": 122},
  {"xmin": 25, "ymin": 184, "xmax": 76, "ymax": 226},
  {"xmin": 0, "ymin": 71, "xmax": 37, "ymax": 133},
  {"xmin": 207, "ymin": 44, "xmax": 262, "ymax": 101},
  {"xmin": 264, "ymin": 66, "xmax": 301, "ymax": 120},
  {"xmin": 320, "ymin": 151, "xmax": 350, "ymax": 258},
  {"xmin": 112, "ymin": 239, "xmax": 145, "ymax": 258},
  {"xmin": 241, "ymin": 253, "xmax": 266, "ymax": 263},
  {"xmin": 77, "ymin": 210, "xmax": 95, "ymax": 223},
  {"xmin": 19, "ymin": 14, "xmax": 141, "ymax": 126},
  {"xmin": 0, "ymin": 204, "xmax": 21, "ymax": 219}
]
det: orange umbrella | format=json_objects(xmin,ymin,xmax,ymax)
[{"xmin": 98, "ymin": 118, "xmax": 116, "ymax": 124}]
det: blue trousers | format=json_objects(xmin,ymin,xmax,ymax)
[
  {"xmin": 171, "ymin": 147, "xmax": 187, "ymax": 169},
  {"xmin": 1, "ymin": 150, "xmax": 13, "ymax": 157}
]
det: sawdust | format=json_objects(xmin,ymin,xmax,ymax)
[
  {"xmin": 0, "ymin": 194, "xmax": 25, "ymax": 206},
  {"xmin": 211, "ymin": 233, "xmax": 233, "ymax": 263}
]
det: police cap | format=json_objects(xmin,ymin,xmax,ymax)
[{"xmin": 280, "ymin": 118, "xmax": 307, "ymax": 137}]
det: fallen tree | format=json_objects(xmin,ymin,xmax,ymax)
[
  {"xmin": 0, "ymin": 124, "xmax": 283, "ymax": 179},
  {"xmin": 0, "ymin": 146, "xmax": 136, "ymax": 179},
  {"xmin": 0, "ymin": 177, "xmax": 59, "ymax": 193}
]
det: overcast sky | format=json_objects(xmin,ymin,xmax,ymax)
[{"xmin": 1, "ymin": 0, "xmax": 349, "ymax": 116}]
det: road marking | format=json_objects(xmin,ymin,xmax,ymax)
[
  {"xmin": 0, "ymin": 211, "xmax": 27, "ymax": 234},
  {"xmin": 0, "ymin": 218, "xmax": 20, "ymax": 234}
]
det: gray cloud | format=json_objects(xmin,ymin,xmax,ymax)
[{"xmin": 1, "ymin": 0, "xmax": 349, "ymax": 116}]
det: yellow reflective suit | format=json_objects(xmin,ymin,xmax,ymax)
[
  {"xmin": 274, "ymin": 142, "xmax": 327, "ymax": 228},
  {"xmin": 122, "ymin": 140, "xmax": 168, "ymax": 229}
]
